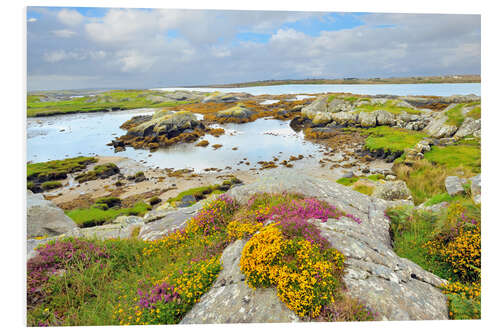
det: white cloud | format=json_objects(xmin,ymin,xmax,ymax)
[
  {"xmin": 116, "ymin": 50, "xmax": 157, "ymax": 72},
  {"xmin": 27, "ymin": 18, "xmax": 37, "ymax": 23},
  {"xmin": 51, "ymin": 29, "xmax": 76, "ymax": 38},
  {"xmin": 57, "ymin": 9, "xmax": 84, "ymax": 26}
]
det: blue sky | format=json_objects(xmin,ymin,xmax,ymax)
[{"xmin": 27, "ymin": 7, "xmax": 480, "ymax": 90}]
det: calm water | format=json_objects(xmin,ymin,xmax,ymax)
[
  {"xmin": 27, "ymin": 109, "xmax": 324, "ymax": 171},
  {"xmin": 155, "ymin": 83, "xmax": 480, "ymax": 97},
  {"xmin": 28, "ymin": 83, "xmax": 480, "ymax": 170}
]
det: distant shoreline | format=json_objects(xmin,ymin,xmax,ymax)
[{"xmin": 191, "ymin": 75, "xmax": 480, "ymax": 89}]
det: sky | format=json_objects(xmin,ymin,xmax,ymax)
[{"xmin": 26, "ymin": 7, "xmax": 481, "ymax": 90}]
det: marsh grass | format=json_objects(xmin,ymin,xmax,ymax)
[
  {"xmin": 445, "ymin": 104, "xmax": 465, "ymax": 127},
  {"xmin": 362, "ymin": 126, "xmax": 426, "ymax": 153}
]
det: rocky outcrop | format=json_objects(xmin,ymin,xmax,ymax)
[
  {"xmin": 454, "ymin": 117, "xmax": 481, "ymax": 139},
  {"xmin": 423, "ymin": 104, "xmax": 459, "ymax": 138},
  {"xmin": 194, "ymin": 170, "xmax": 448, "ymax": 321},
  {"xmin": 180, "ymin": 240, "xmax": 300, "ymax": 324},
  {"xmin": 127, "ymin": 111, "xmax": 203, "ymax": 139},
  {"xmin": 215, "ymin": 104, "xmax": 256, "ymax": 122},
  {"xmin": 27, "ymin": 190, "xmax": 78, "ymax": 238},
  {"xmin": 358, "ymin": 110, "xmax": 396, "ymax": 127},
  {"xmin": 373, "ymin": 180, "xmax": 413, "ymax": 201},
  {"xmin": 445, "ymin": 176, "xmax": 466, "ymax": 196}
]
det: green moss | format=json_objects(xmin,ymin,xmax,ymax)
[
  {"xmin": 352, "ymin": 184, "xmax": 374, "ymax": 196},
  {"xmin": 362, "ymin": 126, "xmax": 426, "ymax": 153},
  {"xmin": 66, "ymin": 201, "xmax": 151, "ymax": 228},
  {"xmin": 27, "ymin": 157, "xmax": 97, "ymax": 182},
  {"xmin": 41, "ymin": 181, "xmax": 62, "ymax": 191},
  {"xmin": 336, "ymin": 177, "xmax": 359, "ymax": 186},
  {"xmin": 424, "ymin": 144, "xmax": 480, "ymax": 173},
  {"xmin": 445, "ymin": 104, "xmax": 465, "ymax": 127}
]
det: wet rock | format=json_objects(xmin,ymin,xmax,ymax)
[
  {"xmin": 445, "ymin": 176, "xmax": 466, "ymax": 196},
  {"xmin": 180, "ymin": 240, "xmax": 300, "ymax": 324},
  {"xmin": 27, "ymin": 190, "xmax": 78, "ymax": 238},
  {"xmin": 177, "ymin": 194, "xmax": 196, "ymax": 207},
  {"xmin": 373, "ymin": 180, "xmax": 413, "ymax": 201}
]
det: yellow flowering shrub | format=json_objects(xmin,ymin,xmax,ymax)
[
  {"xmin": 240, "ymin": 224, "xmax": 345, "ymax": 318},
  {"xmin": 227, "ymin": 220, "xmax": 264, "ymax": 240}
]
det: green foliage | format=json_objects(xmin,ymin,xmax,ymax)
[
  {"xmin": 41, "ymin": 181, "xmax": 62, "ymax": 191},
  {"xmin": 362, "ymin": 126, "xmax": 426, "ymax": 153},
  {"xmin": 424, "ymin": 143, "xmax": 481, "ymax": 173},
  {"xmin": 445, "ymin": 104, "xmax": 465, "ymax": 127},
  {"xmin": 27, "ymin": 157, "xmax": 96, "ymax": 182},
  {"xmin": 75, "ymin": 163, "xmax": 120, "ymax": 183},
  {"xmin": 27, "ymin": 90, "xmax": 193, "ymax": 117},
  {"xmin": 447, "ymin": 293, "xmax": 481, "ymax": 320},
  {"xmin": 66, "ymin": 201, "xmax": 151, "ymax": 228},
  {"xmin": 424, "ymin": 193, "xmax": 453, "ymax": 206}
]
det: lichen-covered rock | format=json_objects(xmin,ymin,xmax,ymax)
[
  {"xmin": 312, "ymin": 112, "xmax": 333, "ymax": 126},
  {"xmin": 216, "ymin": 104, "xmax": 256, "ymax": 120},
  {"xmin": 331, "ymin": 111, "xmax": 359, "ymax": 125},
  {"xmin": 375, "ymin": 110, "xmax": 396, "ymax": 126},
  {"xmin": 301, "ymin": 95, "xmax": 329, "ymax": 119},
  {"xmin": 128, "ymin": 110, "xmax": 202, "ymax": 138},
  {"xmin": 373, "ymin": 180, "xmax": 413, "ymax": 201},
  {"xmin": 454, "ymin": 117, "xmax": 481, "ymax": 139},
  {"xmin": 27, "ymin": 190, "xmax": 78, "ymax": 238},
  {"xmin": 180, "ymin": 240, "xmax": 300, "ymax": 324},
  {"xmin": 445, "ymin": 176, "xmax": 466, "ymax": 196},
  {"xmin": 424, "ymin": 105, "xmax": 459, "ymax": 138},
  {"xmin": 358, "ymin": 111, "xmax": 377, "ymax": 127},
  {"xmin": 328, "ymin": 98, "xmax": 352, "ymax": 113},
  {"xmin": 470, "ymin": 174, "xmax": 481, "ymax": 204}
]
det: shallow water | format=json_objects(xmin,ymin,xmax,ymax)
[
  {"xmin": 27, "ymin": 109, "xmax": 324, "ymax": 172},
  {"xmin": 156, "ymin": 83, "xmax": 480, "ymax": 97}
]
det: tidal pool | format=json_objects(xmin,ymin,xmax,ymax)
[{"xmin": 27, "ymin": 109, "xmax": 325, "ymax": 172}]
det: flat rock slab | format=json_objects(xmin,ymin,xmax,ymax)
[
  {"xmin": 139, "ymin": 201, "xmax": 205, "ymax": 241},
  {"xmin": 181, "ymin": 240, "xmax": 300, "ymax": 324},
  {"xmin": 445, "ymin": 176, "xmax": 466, "ymax": 196},
  {"xmin": 27, "ymin": 190, "xmax": 77, "ymax": 238}
]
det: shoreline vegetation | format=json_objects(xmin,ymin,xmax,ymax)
[
  {"xmin": 27, "ymin": 86, "xmax": 481, "ymax": 325},
  {"xmin": 194, "ymin": 74, "xmax": 480, "ymax": 88}
]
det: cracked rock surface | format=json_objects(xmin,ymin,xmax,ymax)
[{"xmin": 182, "ymin": 170, "xmax": 448, "ymax": 322}]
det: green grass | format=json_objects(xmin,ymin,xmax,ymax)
[
  {"xmin": 27, "ymin": 157, "xmax": 97, "ymax": 182},
  {"xmin": 167, "ymin": 185, "xmax": 222, "ymax": 206},
  {"xmin": 424, "ymin": 143, "xmax": 481, "ymax": 173},
  {"xmin": 424, "ymin": 193, "xmax": 453, "ymax": 206},
  {"xmin": 66, "ymin": 201, "xmax": 151, "ymax": 228},
  {"xmin": 27, "ymin": 90, "xmax": 194, "ymax": 117},
  {"xmin": 354, "ymin": 99, "xmax": 421, "ymax": 115},
  {"xmin": 41, "ymin": 181, "xmax": 62, "ymax": 191},
  {"xmin": 445, "ymin": 104, "xmax": 465, "ymax": 127},
  {"xmin": 467, "ymin": 106, "xmax": 481, "ymax": 120},
  {"xmin": 362, "ymin": 126, "xmax": 426, "ymax": 153},
  {"xmin": 336, "ymin": 174, "xmax": 384, "ymax": 187},
  {"xmin": 27, "ymin": 233, "xmax": 224, "ymax": 326}
]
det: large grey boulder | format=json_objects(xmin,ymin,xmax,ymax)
[
  {"xmin": 301, "ymin": 95, "xmax": 329, "ymax": 119},
  {"xmin": 373, "ymin": 180, "xmax": 413, "ymax": 202},
  {"xmin": 358, "ymin": 111, "xmax": 377, "ymax": 127},
  {"xmin": 454, "ymin": 117, "xmax": 481, "ymax": 139},
  {"xmin": 181, "ymin": 240, "xmax": 300, "ymax": 324},
  {"xmin": 445, "ymin": 176, "xmax": 466, "ymax": 196},
  {"xmin": 216, "ymin": 104, "xmax": 256, "ymax": 121},
  {"xmin": 331, "ymin": 111, "xmax": 359, "ymax": 125},
  {"xmin": 128, "ymin": 110, "xmax": 202, "ymax": 138},
  {"xmin": 27, "ymin": 190, "xmax": 77, "ymax": 238},
  {"xmin": 221, "ymin": 170, "xmax": 448, "ymax": 321},
  {"xmin": 424, "ymin": 105, "xmax": 459, "ymax": 138}
]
